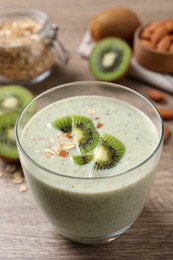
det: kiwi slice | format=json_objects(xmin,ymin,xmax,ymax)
[
  {"xmin": 93, "ymin": 133, "xmax": 125, "ymax": 170},
  {"xmin": 52, "ymin": 116, "xmax": 72, "ymax": 133},
  {"xmin": 72, "ymin": 114, "xmax": 100, "ymax": 154},
  {"xmin": 0, "ymin": 85, "xmax": 35, "ymax": 115},
  {"xmin": 89, "ymin": 37, "xmax": 131, "ymax": 81},
  {"xmin": 72, "ymin": 154, "xmax": 94, "ymax": 166},
  {"xmin": 0, "ymin": 111, "xmax": 19, "ymax": 162}
]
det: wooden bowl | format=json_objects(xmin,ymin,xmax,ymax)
[{"xmin": 133, "ymin": 25, "xmax": 173, "ymax": 73}]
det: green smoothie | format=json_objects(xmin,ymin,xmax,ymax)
[{"xmin": 20, "ymin": 95, "xmax": 160, "ymax": 243}]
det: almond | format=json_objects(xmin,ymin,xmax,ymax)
[
  {"xmin": 140, "ymin": 28, "xmax": 152, "ymax": 40},
  {"xmin": 151, "ymin": 25, "xmax": 170, "ymax": 44},
  {"xmin": 164, "ymin": 125, "xmax": 171, "ymax": 143},
  {"xmin": 148, "ymin": 88, "xmax": 166, "ymax": 102},
  {"xmin": 164, "ymin": 19, "xmax": 173, "ymax": 31},
  {"xmin": 156, "ymin": 35, "xmax": 172, "ymax": 51},
  {"xmin": 168, "ymin": 43, "xmax": 173, "ymax": 53},
  {"xmin": 145, "ymin": 21, "xmax": 163, "ymax": 32},
  {"xmin": 140, "ymin": 39, "xmax": 155, "ymax": 49},
  {"xmin": 58, "ymin": 150, "xmax": 69, "ymax": 157},
  {"xmin": 158, "ymin": 108, "xmax": 173, "ymax": 120}
]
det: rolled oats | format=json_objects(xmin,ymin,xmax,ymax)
[
  {"xmin": 20, "ymin": 182, "xmax": 28, "ymax": 192},
  {"xmin": 0, "ymin": 18, "xmax": 55, "ymax": 81}
]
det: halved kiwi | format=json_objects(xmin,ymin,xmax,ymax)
[
  {"xmin": 93, "ymin": 133, "xmax": 125, "ymax": 170},
  {"xmin": 89, "ymin": 37, "xmax": 131, "ymax": 81},
  {"xmin": 72, "ymin": 154, "xmax": 94, "ymax": 166},
  {"xmin": 0, "ymin": 111, "xmax": 19, "ymax": 162},
  {"xmin": 72, "ymin": 114, "xmax": 100, "ymax": 154},
  {"xmin": 0, "ymin": 85, "xmax": 35, "ymax": 115},
  {"xmin": 52, "ymin": 116, "xmax": 72, "ymax": 133}
]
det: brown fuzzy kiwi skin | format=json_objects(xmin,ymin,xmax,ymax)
[{"xmin": 89, "ymin": 7, "xmax": 141, "ymax": 45}]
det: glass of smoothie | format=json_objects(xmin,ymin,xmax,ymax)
[{"xmin": 15, "ymin": 81, "xmax": 164, "ymax": 244}]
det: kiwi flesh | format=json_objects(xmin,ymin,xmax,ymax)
[
  {"xmin": 0, "ymin": 85, "xmax": 35, "ymax": 115},
  {"xmin": 72, "ymin": 114, "xmax": 100, "ymax": 154},
  {"xmin": 72, "ymin": 154, "xmax": 94, "ymax": 166},
  {"xmin": 93, "ymin": 133, "xmax": 125, "ymax": 170},
  {"xmin": 0, "ymin": 111, "xmax": 19, "ymax": 162},
  {"xmin": 52, "ymin": 116, "xmax": 72, "ymax": 133},
  {"xmin": 89, "ymin": 37, "xmax": 131, "ymax": 81}
]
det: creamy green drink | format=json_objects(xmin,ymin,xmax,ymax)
[{"xmin": 16, "ymin": 82, "xmax": 163, "ymax": 244}]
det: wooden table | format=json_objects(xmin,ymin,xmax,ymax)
[{"xmin": 0, "ymin": 0, "xmax": 173, "ymax": 259}]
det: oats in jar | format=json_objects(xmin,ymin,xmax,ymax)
[{"xmin": 0, "ymin": 18, "xmax": 55, "ymax": 82}]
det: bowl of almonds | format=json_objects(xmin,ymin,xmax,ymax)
[{"xmin": 133, "ymin": 18, "xmax": 173, "ymax": 73}]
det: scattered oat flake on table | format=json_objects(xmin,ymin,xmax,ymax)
[
  {"xmin": 20, "ymin": 182, "xmax": 28, "ymax": 192},
  {"xmin": 5, "ymin": 164, "xmax": 17, "ymax": 173},
  {"xmin": 12, "ymin": 176, "xmax": 24, "ymax": 184},
  {"xmin": 13, "ymin": 170, "xmax": 23, "ymax": 178},
  {"xmin": 97, "ymin": 122, "xmax": 103, "ymax": 128}
]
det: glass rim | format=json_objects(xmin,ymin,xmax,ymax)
[{"xmin": 15, "ymin": 81, "xmax": 164, "ymax": 180}]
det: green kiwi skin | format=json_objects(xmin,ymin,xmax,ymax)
[
  {"xmin": 0, "ymin": 111, "xmax": 19, "ymax": 162},
  {"xmin": 72, "ymin": 154, "xmax": 94, "ymax": 166},
  {"xmin": 89, "ymin": 37, "xmax": 132, "ymax": 82},
  {"xmin": 52, "ymin": 116, "xmax": 72, "ymax": 133}
]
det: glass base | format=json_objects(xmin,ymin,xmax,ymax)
[{"xmin": 59, "ymin": 224, "xmax": 132, "ymax": 245}]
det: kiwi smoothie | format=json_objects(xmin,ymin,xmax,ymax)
[{"xmin": 20, "ymin": 95, "xmax": 160, "ymax": 243}]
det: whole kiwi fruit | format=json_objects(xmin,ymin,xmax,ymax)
[{"xmin": 89, "ymin": 7, "xmax": 141, "ymax": 44}]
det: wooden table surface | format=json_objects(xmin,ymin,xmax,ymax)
[{"xmin": 0, "ymin": 0, "xmax": 173, "ymax": 259}]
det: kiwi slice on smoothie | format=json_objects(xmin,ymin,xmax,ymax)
[
  {"xmin": 72, "ymin": 154, "xmax": 94, "ymax": 166},
  {"xmin": 52, "ymin": 116, "xmax": 72, "ymax": 133},
  {"xmin": 0, "ymin": 85, "xmax": 35, "ymax": 115},
  {"xmin": 72, "ymin": 114, "xmax": 100, "ymax": 154},
  {"xmin": 89, "ymin": 37, "xmax": 131, "ymax": 81},
  {"xmin": 0, "ymin": 111, "xmax": 19, "ymax": 162},
  {"xmin": 93, "ymin": 133, "xmax": 125, "ymax": 170}
]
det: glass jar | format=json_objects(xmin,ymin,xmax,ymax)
[{"xmin": 0, "ymin": 6, "xmax": 70, "ymax": 84}]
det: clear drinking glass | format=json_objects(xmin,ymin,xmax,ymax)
[{"xmin": 15, "ymin": 81, "xmax": 164, "ymax": 244}]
